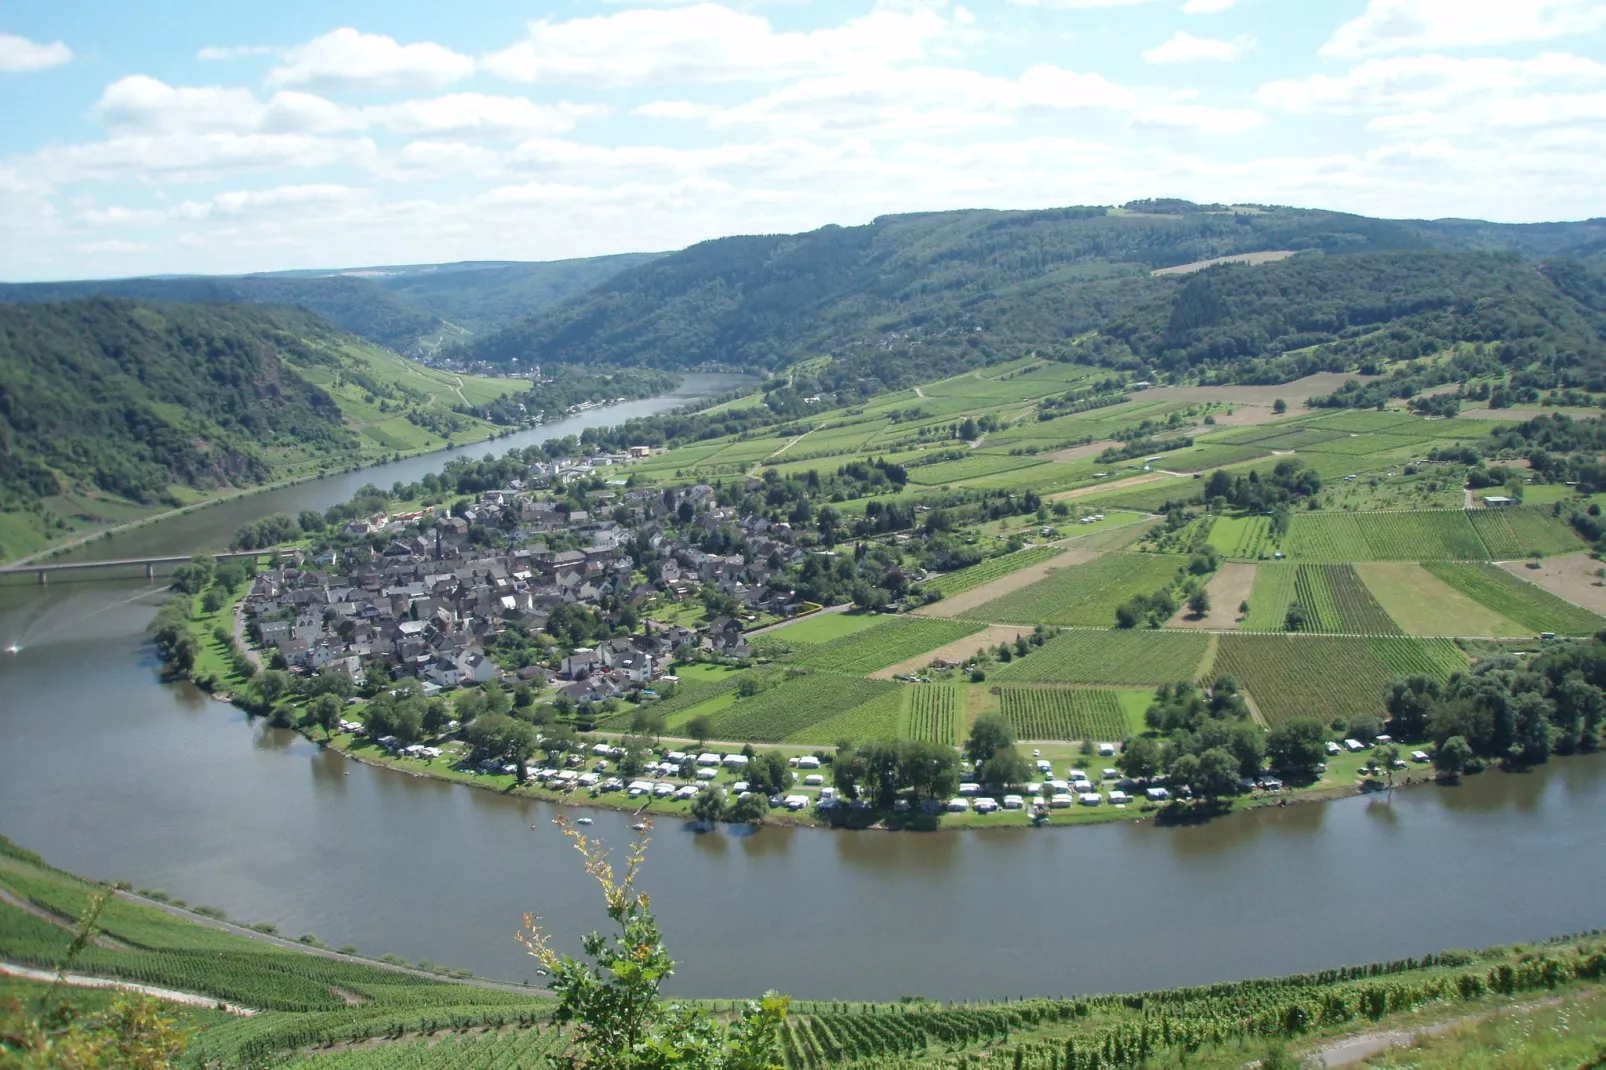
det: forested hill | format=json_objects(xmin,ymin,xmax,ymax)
[
  {"xmin": 0, "ymin": 252, "xmax": 660, "ymax": 356},
  {"xmin": 0, "ymin": 299, "xmax": 359, "ymax": 510},
  {"xmin": 456, "ymin": 203, "xmax": 1606, "ymax": 392}
]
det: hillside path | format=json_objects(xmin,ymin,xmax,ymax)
[{"xmin": 0, "ymin": 960, "xmax": 259, "ymax": 1016}]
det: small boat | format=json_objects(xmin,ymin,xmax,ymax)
[
  {"xmin": 576, "ymin": 817, "xmax": 593, "ymax": 825},
  {"xmin": 631, "ymin": 822, "xmax": 648, "ymax": 831}
]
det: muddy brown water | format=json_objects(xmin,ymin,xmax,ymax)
[{"xmin": 3, "ymin": 377, "xmax": 1605, "ymax": 1000}]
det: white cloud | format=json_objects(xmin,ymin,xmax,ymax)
[
  {"xmin": 1143, "ymin": 31, "xmax": 1255, "ymax": 63},
  {"xmin": 647, "ymin": 65, "xmax": 1138, "ymax": 138},
  {"xmin": 1322, "ymin": 0, "xmax": 1606, "ymax": 59},
  {"xmin": 0, "ymin": 32, "xmax": 71, "ymax": 71},
  {"xmin": 1004, "ymin": 0, "xmax": 1158, "ymax": 7},
  {"xmin": 29, "ymin": 132, "xmax": 378, "ymax": 185},
  {"xmin": 1180, "ymin": 0, "xmax": 1237, "ymax": 12},
  {"xmin": 482, "ymin": 3, "xmax": 951, "ymax": 85},
  {"xmin": 1258, "ymin": 52, "xmax": 1606, "ymax": 115},
  {"xmin": 210, "ymin": 184, "xmax": 370, "ymax": 215},
  {"xmin": 267, "ymin": 28, "xmax": 475, "ymax": 90},
  {"xmin": 364, "ymin": 94, "xmax": 599, "ymax": 138},
  {"xmin": 93, "ymin": 76, "xmax": 359, "ymax": 136},
  {"xmin": 1129, "ymin": 103, "xmax": 1265, "ymax": 132}
]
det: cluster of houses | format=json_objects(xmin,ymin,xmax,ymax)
[{"xmin": 242, "ymin": 472, "xmax": 826, "ymax": 704}]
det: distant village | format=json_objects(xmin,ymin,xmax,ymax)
[{"xmin": 242, "ymin": 449, "xmax": 824, "ymax": 711}]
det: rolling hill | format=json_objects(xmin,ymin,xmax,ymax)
[{"xmin": 455, "ymin": 203, "xmax": 1606, "ymax": 393}]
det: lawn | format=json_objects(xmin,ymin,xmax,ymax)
[
  {"xmin": 760, "ymin": 610, "xmax": 889, "ymax": 647},
  {"xmin": 993, "ymin": 629, "xmax": 1212, "ymax": 685}
]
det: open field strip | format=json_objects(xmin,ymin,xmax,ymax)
[
  {"xmin": 1211, "ymin": 515, "xmax": 1281, "ymax": 559},
  {"xmin": 1242, "ymin": 562, "xmax": 1298, "ymax": 630},
  {"xmin": 898, "ymin": 685, "xmax": 960, "ymax": 744},
  {"xmin": 993, "ymin": 629, "xmax": 1212, "ymax": 685},
  {"xmin": 1047, "ymin": 471, "xmax": 1189, "ymax": 502},
  {"xmin": 783, "ymin": 686, "xmax": 905, "ymax": 745},
  {"xmin": 1324, "ymin": 563, "xmax": 1402, "ymax": 633},
  {"xmin": 872, "ymin": 625, "xmax": 1035, "ymax": 679},
  {"xmin": 1355, "ymin": 562, "xmax": 1528, "ymax": 637},
  {"xmin": 1425, "ymin": 562, "xmax": 1606, "ymax": 636},
  {"xmin": 996, "ymin": 686, "xmax": 1150, "ymax": 741},
  {"xmin": 915, "ymin": 549, "xmax": 1100, "ymax": 618},
  {"xmin": 758, "ymin": 610, "xmax": 888, "ymax": 647},
  {"xmin": 793, "ymin": 618, "xmax": 985, "ymax": 675},
  {"xmin": 1214, "ymin": 635, "xmax": 1467, "ymax": 727},
  {"xmin": 1168, "ymin": 561, "xmax": 1256, "ymax": 630},
  {"xmin": 1496, "ymin": 553, "xmax": 1606, "ymax": 615},
  {"xmin": 917, "ymin": 545, "xmax": 1074, "ymax": 600},
  {"xmin": 964, "ymin": 553, "xmax": 1186, "ymax": 626},
  {"xmin": 1469, "ymin": 507, "xmax": 1588, "ymax": 558},
  {"xmin": 674, "ymin": 674, "xmax": 901, "ymax": 743}
]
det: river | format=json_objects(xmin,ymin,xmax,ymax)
[{"xmin": 2, "ymin": 376, "xmax": 1604, "ymax": 1001}]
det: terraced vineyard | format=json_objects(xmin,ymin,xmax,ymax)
[
  {"xmin": 1214, "ymin": 635, "xmax": 1463, "ymax": 726},
  {"xmin": 704, "ymin": 675, "xmax": 902, "ymax": 742},
  {"xmin": 994, "ymin": 630, "xmax": 1210, "ymax": 685},
  {"xmin": 276, "ymin": 1027, "xmax": 568, "ymax": 1069},
  {"xmin": 1422, "ymin": 563, "xmax": 1606, "ymax": 635},
  {"xmin": 901, "ymin": 686, "xmax": 960, "ymax": 744},
  {"xmin": 966, "ymin": 553, "xmax": 1187, "ymax": 626},
  {"xmin": 794, "ymin": 619, "xmax": 984, "ymax": 675},
  {"xmin": 921, "ymin": 546, "xmax": 1067, "ymax": 598},
  {"xmin": 998, "ymin": 687, "xmax": 1131, "ymax": 741},
  {"xmin": 1212, "ymin": 515, "xmax": 1279, "ymax": 560},
  {"xmin": 1285, "ymin": 511, "xmax": 1492, "ymax": 562},
  {"xmin": 1242, "ymin": 562, "xmax": 1298, "ymax": 631}
]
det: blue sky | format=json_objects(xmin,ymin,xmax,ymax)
[{"xmin": 2, "ymin": 0, "xmax": 1604, "ymax": 280}]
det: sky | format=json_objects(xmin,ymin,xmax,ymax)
[{"xmin": 2, "ymin": 0, "xmax": 1604, "ymax": 281}]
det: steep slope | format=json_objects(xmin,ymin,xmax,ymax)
[{"xmin": 0, "ymin": 299, "xmax": 524, "ymax": 560}]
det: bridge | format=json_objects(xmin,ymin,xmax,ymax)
[{"xmin": 0, "ymin": 550, "xmax": 280, "ymax": 585}]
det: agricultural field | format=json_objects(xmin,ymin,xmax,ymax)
[
  {"xmin": 1242, "ymin": 563, "xmax": 1298, "ymax": 631},
  {"xmin": 693, "ymin": 674, "xmax": 902, "ymax": 743},
  {"xmin": 1214, "ymin": 635, "xmax": 1466, "ymax": 727},
  {"xmin": 899, "ymin": 686, "xmax": 961, "ymax": 745},
  {"xmin": 1285, "ymin": 510, "xmax": 1489, "ymax": 562},
  {"xmin": 793, "ymin": 619, "xmax": 984, "ymax": 675},
  {"xmin": 1467, "ymin": 507, "xmax": 1586, "ymax": 559},
  {"xmin": 1422, "ymin": 563, "xmax": 1606, "ymax": 636},
  {"xmin": 1211, "ymin": 515, "xmax": 1281, "ymax": 560},
  {"xmin": 919, "ymin": 546, "xmax": 1068, "ymax": 598},
  {"xmin": 993, "ymin": 630, "xmax": 1211, "ymax": 685},
  {"xmin": 997, "ymin": 687, "xmax": 1147, "ymax": 742},
  {"xmin": 275, "ymin": 1029, "xmax": 568, "ymax": 1070},
  {"xmin": 1302, "ymin": 564, "xmax": 1401, "ymax": 634},
  {"xmin": 761, "ymin": 611, "xmax": 890, "ymax": 648},
  {"xmin": 905, "ymin": 454, "xmax": 1047, "ymax": 486},
  {"xmin": 785, "ymin": 685, "xmax": 906, "ymax": 745},
  {"xmin": 1355, "ymin": 562, "xmax": 1527, "ymax": 638},
  {"xmin": 965, "ymin": 553, "xmax": 1187, "ymax": 626}
]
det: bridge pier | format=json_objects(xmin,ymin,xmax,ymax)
[
  {"xmin": 37, "ymin": 570, "xmax": 46, "ymax": 586},
  {"xmin": 146, "ymin": 562, "xmax": 154, "ymax": 580}
]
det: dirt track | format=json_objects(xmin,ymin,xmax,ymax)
[
  {"xmin": 872, "ymin": 625, "xmax": 1037, "ymax": 679},
  {"xmin": 914, "ymin": 549, "xmax": 1099, "ymax": 619},
  {"xmin": 1049, "ymin": 473, "xmax": 1188, "ymax": 502}
]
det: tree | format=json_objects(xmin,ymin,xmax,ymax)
[
  {"xmin": 980, "ymin": 748, "xmax": 1031, "ymax": 789},
  {"xmin": 1284, "ymin": 604, "xmax": 1307, "ymax": 631},
  {"xmin": 306, "ymin": 694, "xmax": 342, "ymax": 740},
  {"xmin": 1118, "ymin": 736, "xmax": 1162, "ymax": 780},
  {"xmin": 686, "ymin": 715, "xmax": 714, "ymax": 748},
  {"xmin": 1192, "ymin": 748, "xmax": 1241, "ymax": 801},
  {"xmin": 729, "ymin": 792, "xmax": 770, "ymax": 824},
  {"xmin": 690, "ymin": 788, "xmax": 727, "ymax": 828},
  {"xmin": 630, "ymin": 708, "xmax": 667, "ymax": 739},
  {"xmin": 1187, "ymin": 589, "xmax": 1210, "ymax": 619},
  {"xmin": 1384, "ymin": 677, "xmax": 1441, "ymax": 740},
  {"xmin": 964, "ymin": 714, "xmax": 1015, "ymax": 766},
  {"xmin": 252, "ymin": 669, "xmax": 292, "ymax": 712},
  {"xmin": 1371, "ymin": 744, "xmax": 1401, "ymax": 789},
  {"xmin": 1266, "ymin": 719, "xmax": 1326, "ymax": 774},
  {"xmin": 518, "ymin": 821, "xmax": 788, "ymax": 1070},
  {"xmin": 1434, "ymin": 735, "xmax": 1473, "ymax": 780},
  {"xmin": 1273, "ymin": 398, "xmax": 1287, "ymax": 414}
]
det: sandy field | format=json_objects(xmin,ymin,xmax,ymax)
[
  {"xmin": 872, "ymin": 625, "xmax": 1038, "ymax": 679},
  {"xmin": 1048, "ymin": 472, "xmax": 1190, "ymax": 502},
  {"xmin": 1134, "ymin": 372, "xmax": 1377, "ymax": 408},
  {"xmin": 915, "ymin": 548, "xmax": 1101, "ymax": 619},
  {"xmin": 1044, "ymin": 440, "xmax": 1120, "ymax": 463},
  {"xmin": 1497, "ymin": 553, "xmax": 1606, "ymax": 615},
  {"xmin": 1167, "ymin": 562, "xmax": 1257, "ymax": 630},
  {"xmin": 1151, "ymin": 250, "xmax": 1298, "ymax": 276}
]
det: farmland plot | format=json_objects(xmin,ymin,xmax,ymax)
[
  {"xmin": 784, "ymin": 685, "xmax": 904, "ymax": 745},
  {"xmin": 965, "ymin": 553, "xmax": 1187, "ymax": 626},
  {"xmin": 905, "ymin": 454, "xmax": 1047, "ymax": 486},
  {"xmin": 920, "ymin": 546, "xmax": 1068, "ymax": 598},
  {"xmin": 1243, "ymin": 563, "xmax": 1298, "ymax": 631},
  {"xmin": 1423, "ymin": 563, "xmax": 1606, "ymax": 635},
  {"xmin": 1354, "ymin": 562, "xmax": 1526, "ymax": 637},
  {"xmin": 707, "ymin": 675, "xmax": 901, "ymax": 742},
  {"xmin": 1214, "ymin": 635, "xmax": 1458, "ymax": 727},
  {"xmin": 1284, "ymin": 513, "xmax": 1372, "ymax": 561},
  {"xmin": 1286, "ymin": 510, "xmax": 1489, "ymax": 561},
  {"xmin": 994, "ymin": 630, "xmax": 1210, "ymax": 685},
  {"xmin": 794, "ymin": 618, "xmax": 984, "ymax": 675},
  {"xmin": 900, "ymin": 686, "xmax": 960, "ymax": 745},
  {"xmin": 998, "ymin": 687, "xmax": 1132, "ymax": 741},
  {"xmin": 1326, "ymin": 564, "xmax": 1403, "ymax": 633},
  {"xmin": 1469, "ymin": 508, "xmax": 1586, "ymax": 559},
  {"xmin": 1213, "ymin": 515, "xmax": 1280, "ymax": 560}
]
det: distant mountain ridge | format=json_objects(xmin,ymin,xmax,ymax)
[
  {"xmin": 451, "ymin": 203, "xmax": 1606, "ymax": 393},
  {"xmin": 0, "ymin": 252, "xmax": 663, "ymax": 356}
]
